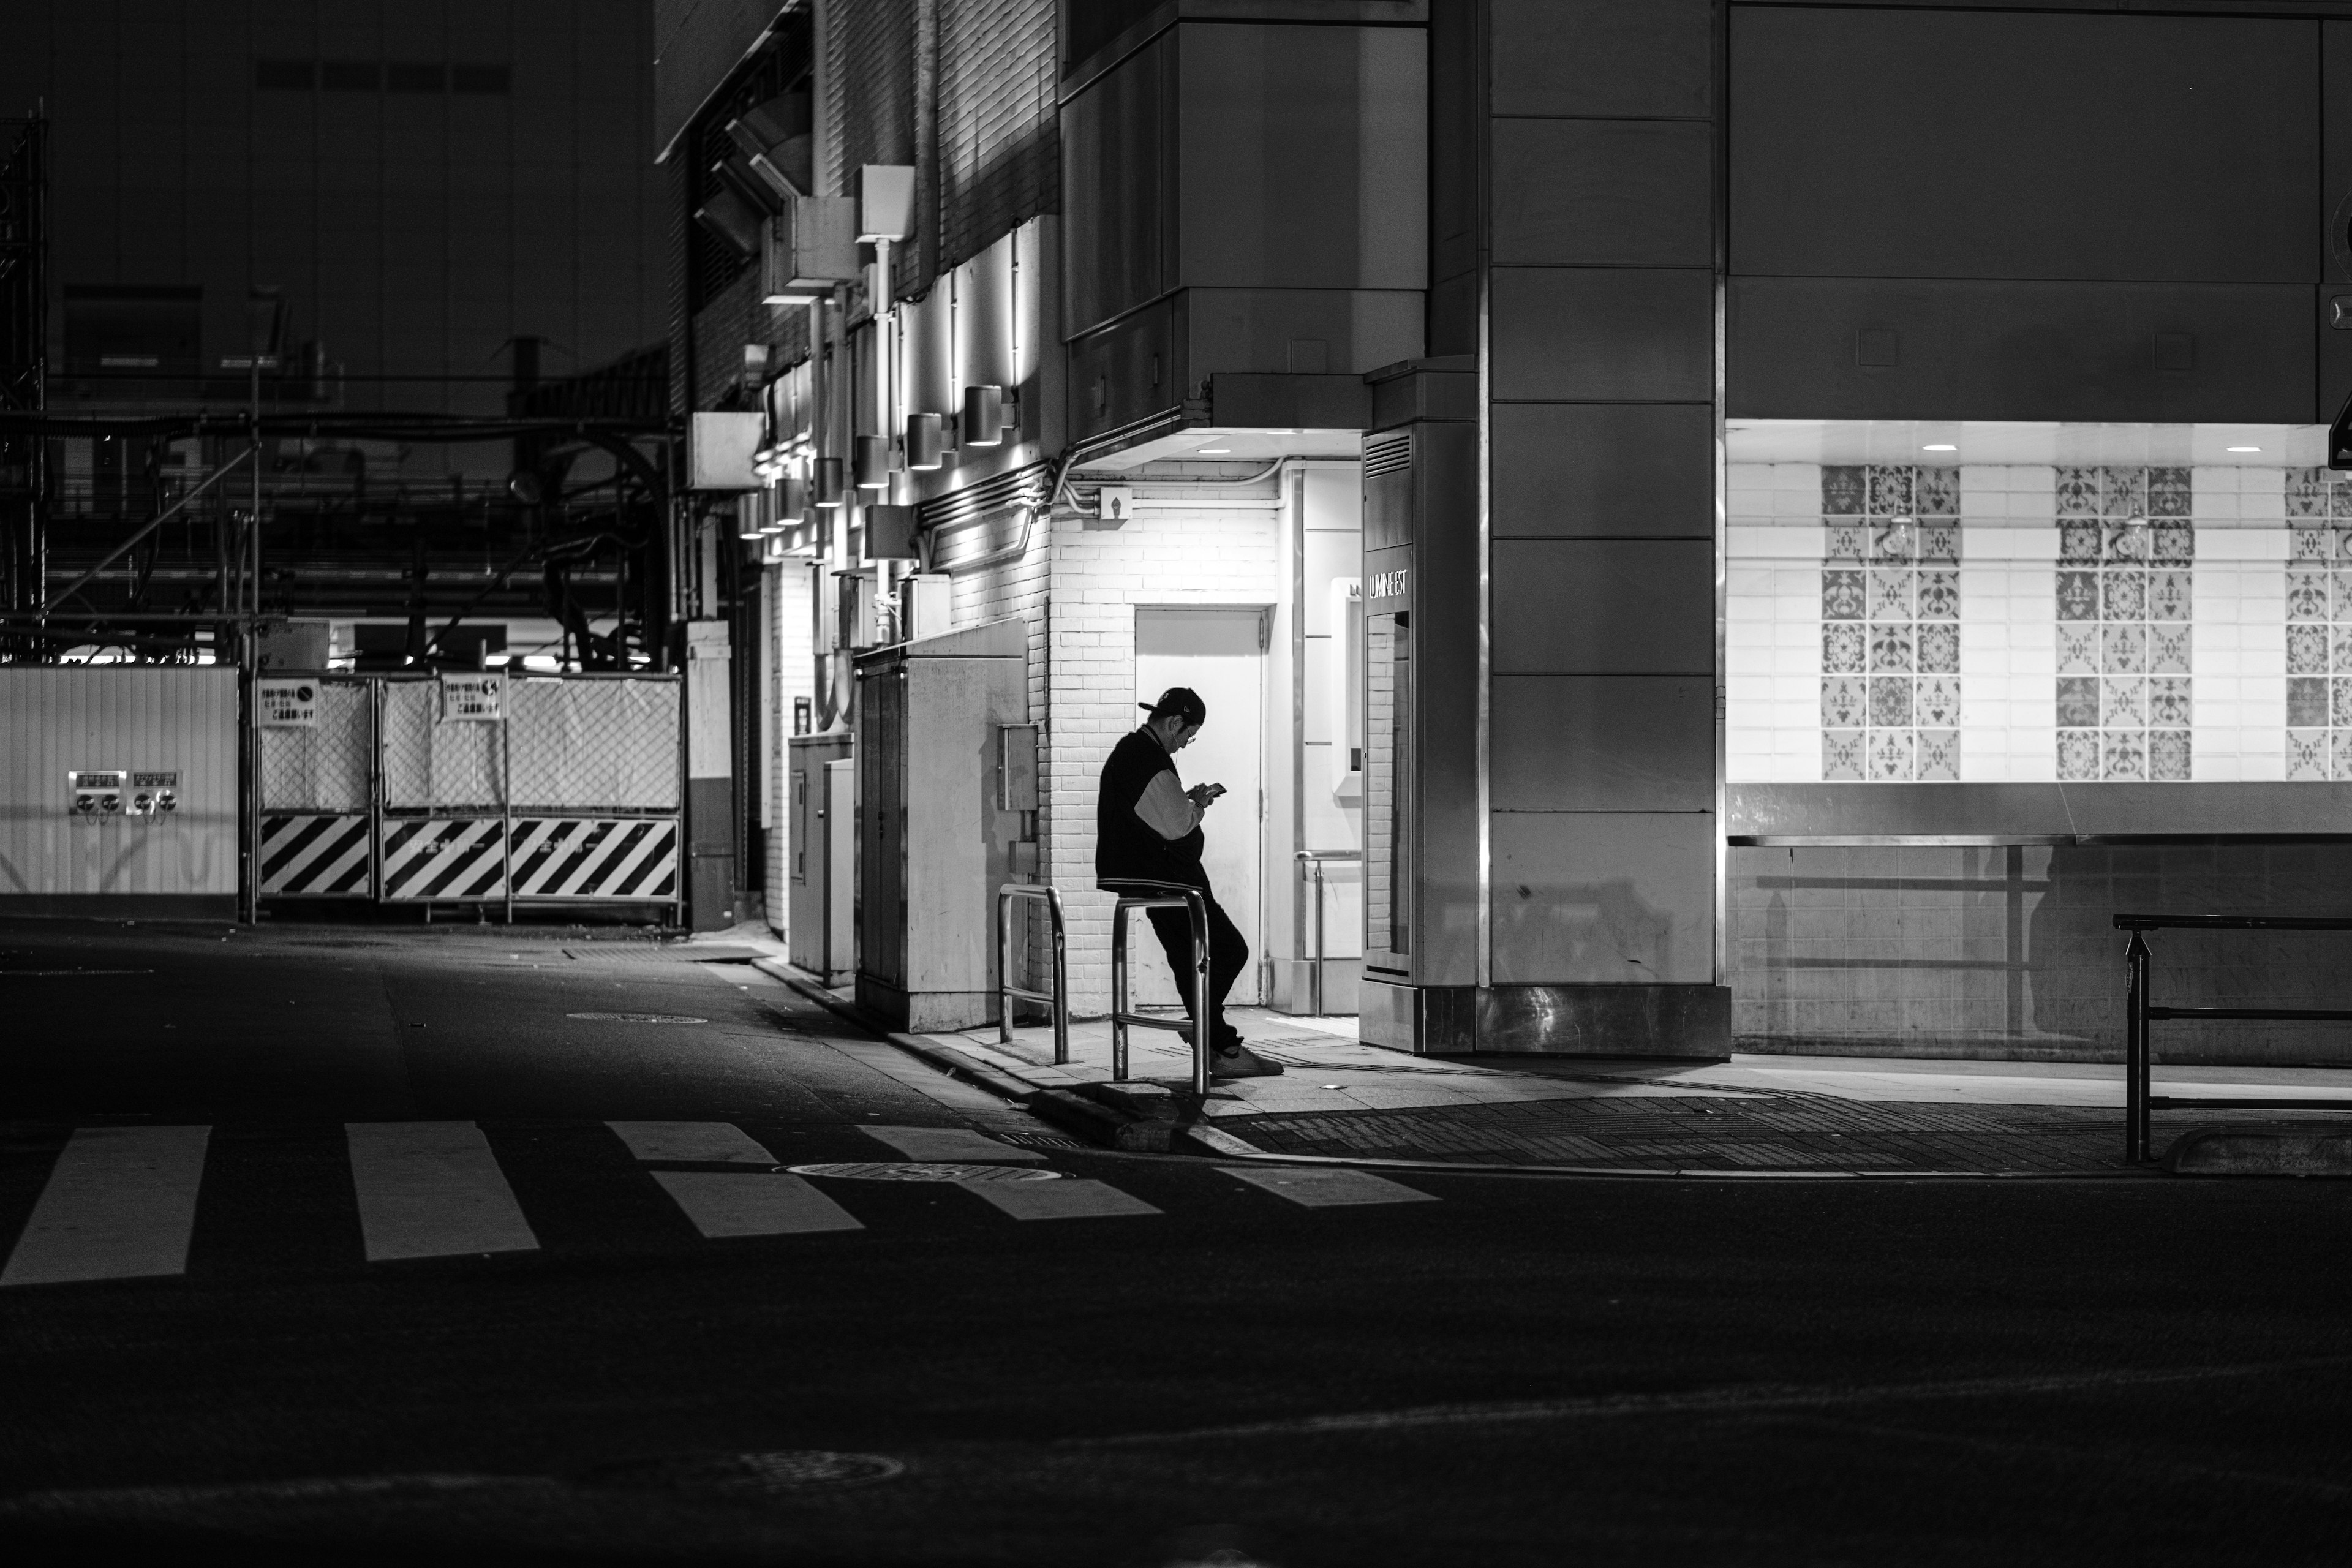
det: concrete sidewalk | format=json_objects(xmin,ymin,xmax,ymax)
[{"xmin": 724, "ymin": 935, "xmax": 2352, "ymax": 1177}]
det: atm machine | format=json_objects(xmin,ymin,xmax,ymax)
[{"xmin": 1357, "ymin": 357, "xmax": 1481, "ymax": 1052}]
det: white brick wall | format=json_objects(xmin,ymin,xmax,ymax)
[{"xmin": 943, "ymin": 471, "xmax": 1285, "ymax": 1013}]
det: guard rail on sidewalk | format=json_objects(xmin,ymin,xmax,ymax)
[
  {"xmin": 1106, "ymin": 879, "xmax": 1213, "ymax": 1096},
  {"xmin": 2116, "ymin": 913, "xmax": 2352, "ymax": 1161},
  {"xmin": 1293, "ymin": 849, "xmax": 1360, "ymax": 1017},
  {"xmin": 996, "ymin": 883, "xmax": 1069, "ymax": 1066}
]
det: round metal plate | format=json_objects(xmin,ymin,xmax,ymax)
[
  {"xmin": 566, "ymin": 1012, "xmax": 707, "ymax": 1023},
  {"xmin": 786, "ymin": 1161, "xmax": 1063, "ymax": 1183}
]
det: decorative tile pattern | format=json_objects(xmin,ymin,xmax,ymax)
[
  {"xmin": 2284, "ymin": 468, "xmax": 2352, "ymax": 778},
  {"xmin": 1820, "ymin": 466, "xmax": 1956, "ymax": 780},
  {"xmin": 2055, "ymin": 466, "xmax": 2190, "ymax": 782}
]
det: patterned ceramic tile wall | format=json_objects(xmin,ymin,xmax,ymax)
[
  {"xmin": 2282, "ymin": 467, "xmax": 2352, "ymax": 779},
  {"xmin": 1727, "ymin": 450, "xmax": 2300, "ymax": 785},
  {"xmin": 2052, "ymin": 466, "xmax": 2193, "ymax": 782},
  {"xmin": 1819, "ymin": 465, "xmax": 1962, "ymax": 780}
]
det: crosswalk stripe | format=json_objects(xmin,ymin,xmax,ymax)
[
  {"xmin": 650, "ymin": 1172, "xmax": 864, "ymax": 1237},
  {"xmin": 1, "ymin": 1126, "xmax": 212, "ymax": 1287},
  {"xmin": 607, "ymin": 1121, "xmax": 775, "ymax": 1164},
  {"xmin": 960, "ymin": 1177, "xmax": 1160, "ymax": 1222},
  {"xmin": 1219, "ymin": 1166, "xmax": 1438, "ymax": 1208},
  {"xmin": 345, "ymin": 1122, "xmax": 538, "ymax": 1262},
  {"xmin": 858, "ymin": 1125, "xmax": 1046, "ymax": 1163}
]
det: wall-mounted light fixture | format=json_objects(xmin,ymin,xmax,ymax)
[
  {"xmin": 854, "ymin": 434, "xmax": 892, "ymax": 491},
  {"xmin": 961, "ymin": 385, "xmax": 1011, "ymax": 447},
  {"xmin": 813, "ymin": 456, "xmax": 846, "ymax": 508},
  {"xmin": 906, "ymin": 413, "xmax": 946, "ymax": 471}
]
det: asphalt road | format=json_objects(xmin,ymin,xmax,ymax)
[{"xmin": 1, "ymin": 916, "xmax": 2348, "ymax": 1567}]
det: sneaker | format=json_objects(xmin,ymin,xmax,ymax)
[{"xmin": 1210, "ymin": 1043, "xmax": 1284, "ymax": 1080}]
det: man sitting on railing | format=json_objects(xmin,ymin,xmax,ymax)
[{"xmin": 1096, "ymin": 686, "xmax": 1283, "ymax": 1080}]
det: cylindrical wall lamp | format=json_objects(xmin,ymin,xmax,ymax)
[
  {"xmin": 780, "ymin": 473, "xmax": 809, "ymax": 518},
  {"xmin": 905, "ymin": 412, "xmax": 946, "ymax": 471},
  {"xmin": 813, "ymin": 455, "xmax": 846, "ymax": 508},
  {"xmin": 854, "ymin": 434, "xmax": 892, "ymax": 491},
  {"xmin": 961, "ymin": 385, "xmax": 1005, "ymax": 448}
]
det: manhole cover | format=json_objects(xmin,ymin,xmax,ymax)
[
  {"xmin": 787, "ymin": 1161, "xmax": 1063, "ymax": 1182},
  {"xmin": 585, "ymin": 1450, "xmax": 904, "ymax": 1496},
  {"xmin": 566, "ymin": 1012, "xmax": 708, "ymax": 1023}
]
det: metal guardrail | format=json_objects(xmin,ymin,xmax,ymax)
[
  {"xmin": 2116, "ymin": 913, "xmax": 2352, "ymax": 1162},
  {"xmin": 996, "ymin": 883, "xmax": 1069, "ymax": 1065},
  {"xmin": 1106, "ymin": 879, "xmax": 1213, "ymax": 1096},
  {"xmin": 1294, "ymin": 849, "xmax": 1359, "ymax": 1017}
]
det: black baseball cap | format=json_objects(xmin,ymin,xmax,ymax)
[{"xmin": 1140, "ymin": 687, "xmax": 1207, "ymax": 726}]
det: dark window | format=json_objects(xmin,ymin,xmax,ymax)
[
  {"xmin": 254, "ymin": 59, "xmax": 314, "ymax": 90},
  {"xmin": 321, "ymin": 61, "xmax": 380, "ymax": 91},
  {"xmin": 451, "ymin": 64, "xmax": 511, "ymax": 94},
  {"xmin": 386, "ymin": 62, "xmax": 445, "ymax": 92}
]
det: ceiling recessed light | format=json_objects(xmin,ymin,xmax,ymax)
[
  {"xmin": 1199, "ymin": 447, "xmax": 1231, "ymax": 454},
  {"xmin": 1921, "ymin": 443, "xmax": 1956, "ymax": 452},
  {"xmin": 2226, "ymin": 445, "xmax": 2261, "ymax": 453}
]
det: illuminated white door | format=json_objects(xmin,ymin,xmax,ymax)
[{"xmin": 1132, "ymin": 606, "xmax": 1265, "ymax": 1005}]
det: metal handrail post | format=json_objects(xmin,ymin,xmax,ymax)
[
  {"xmin": 1311, "ymin": 859, "xmax": 1327, "ymax": 1017},
  {"xmin": 1049, "ymin": 899, "xmax": 1069, "ymax": 1066},
  {"xmin": 1112, "ymin": 901, "xmax": 1131, "ymax": 1081},
  {"xmin": 1183, "ymin": 887, "xmax": 1210, "ymax": 1096},
  {"xmin": 996, "ymin": 884, "xmax": 1069, "ymax": 1065},
  {"xmin": 2125, "ymin": 932, "xmax": 2151, "ymax": 1163}
]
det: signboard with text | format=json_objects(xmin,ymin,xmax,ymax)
[
  {"xmin": 256, "ymin": 679, "xmax": 318, "ymax": 728},
  {"xmin": 439, "ymin": 672, "xmax": 505, "ymax": 722}
]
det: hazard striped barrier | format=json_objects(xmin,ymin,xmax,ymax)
[
  {"xmin": 258, "ymin": 814, "xmax": 372, "ymax": 897},
  {"xmin": 380, "ymin": 818, "xmax": 507, "ymax": 902},
  {"xmin": 510, "ymin": 818, "xmax": 679, "ymax": 901}
]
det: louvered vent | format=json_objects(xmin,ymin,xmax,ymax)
[{"xmin": 1362, "ymin": 430, "xmax": 1412, "ymax": 478}]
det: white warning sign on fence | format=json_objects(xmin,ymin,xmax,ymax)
[
  {"xmin": 439, "ymin": 672, "xmax": 505, "ymax": 722},
  {"xmin": 257, "ymin": 679, "xmax": 319, "ymax": 728}
]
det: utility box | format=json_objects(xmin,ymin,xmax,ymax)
[
  {"xmin": 786, "ymin": 731, "xmax": 853, "ymax": 981},
  {"xmin": 852, "ymin": 616, "xmax": 1028, "ymax": 1030}
]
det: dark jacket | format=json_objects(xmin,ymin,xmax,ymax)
[{"xmin": 1094, "ymin": 728, "xmax": 1206, "ymax": 889}]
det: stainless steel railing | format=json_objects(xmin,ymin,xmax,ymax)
[
  {"xmin": 1106, "ymin": 879, "xmax": 1212, "ymax": 1096},
  {"xmin": 1293, "ymin": 849, "xmax": 1360, "ymax": 1017},
  {"xmin": 996, "ymin": 883, "xmax": 1069, "ymax": 1065}
]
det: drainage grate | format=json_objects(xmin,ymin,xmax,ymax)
[
  {"xmin": 997, "ymin": 1131, "xmax": 1089, "ymax": 1151},
  {"xmin": 566, "ymin": 1012, "xmax": 708, "ymax": 1023},
  {"xmin": 582, "ymin": 1450, "xmax": 905, "ymax": 1496},
  {"xmin": 786, "ymin": 1162, "xmax": 1063, "ymax": 1182}
]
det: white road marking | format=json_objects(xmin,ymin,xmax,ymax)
[
  {"xmin": 858, "ymin": 1125, "xmax": 1045, "ymax": 1163},
  {"xmin": 960, "ymin": 1177, "xmax": 1160, "ymax": 1221},
  {"xmin": 607, "ymin": 1121, "xmax": 776, "ymax": 1164},
  {"xmin": 345, "ymin": 1122, "xmax": 538, "ymax": 1262},
  {"xmin": 1, "ymin": 1126, "xmax": 212, "ymax": 1287},
  {"xmin": 650, "ymin": 1172, "xmax": 864, "ymax": 1237},
  {"xmin": 1220, "ymin": 1166, "xmax": 1438, "ymax": 1208}
]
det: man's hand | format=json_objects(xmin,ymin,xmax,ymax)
[{"xmin": 1187, "ymin": 783, "xmax": 1226, "ymax": 809}]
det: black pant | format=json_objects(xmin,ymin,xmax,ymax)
[{"xmin": 1144, "ymin": 888, "xmax": 1250, "ymax": 1053}]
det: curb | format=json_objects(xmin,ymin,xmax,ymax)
[
  {"xmin": 2161, "ymin": 1124, "xmax": 2352, "ymax": 1177},
  {"xmin": 753, "ymin": 959, "xmax": 2159, "ymax": 1182},
  {"xmin": 758, "ymin": 962, "xmax": 1044, "ymax": 1107}
]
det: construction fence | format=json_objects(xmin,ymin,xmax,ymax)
[{"xmin": 256, "ymin": 672, "xmax": 682, "ymax": 910}]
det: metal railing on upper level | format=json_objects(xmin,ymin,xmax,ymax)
[
  {"xmin": 2116, "ymin": 913, "xmax": 2352, "ymax": 1162},
  {"xmin": 996, "ymin": 883, "xmax": 1068, "ymax": 1065}
]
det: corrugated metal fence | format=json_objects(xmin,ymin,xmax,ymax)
[{"xmin": 258, "ymin": 673, "xmax": 682, "ymax": 911}]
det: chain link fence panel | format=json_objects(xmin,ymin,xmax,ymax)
[
  {"xmin": 507, "ymin": 677, "xmax": 680, "ymax": 812},
  {"xmin": 380, "ymin": 677, "xmax": 505, "ymax": 811},
  {"xmin": 257, "ymin": 677, "xmax": 371, "ymax": 811}
]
